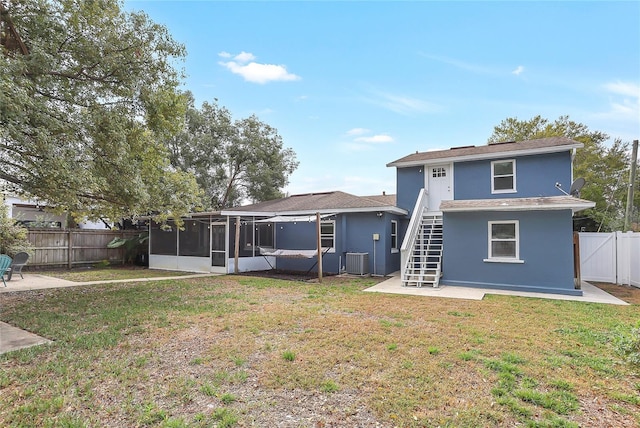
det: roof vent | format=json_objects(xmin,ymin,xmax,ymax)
[
  {"xmin": 290, "ymin": 191, "xmax": 333, "ymax": 198},
  {"xmin": 451, "ymin": 145, "xmax": 475, "ymax": 150},
  {"xmin": 488, "ymin": 140, "xmax": 516, "ymax": 146}
]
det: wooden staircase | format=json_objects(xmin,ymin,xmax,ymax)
[{"xmin": 402, "ymin": 212, "xmax": 443, "ymax": 287}]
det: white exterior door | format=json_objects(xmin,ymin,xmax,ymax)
[{"xmin": 426, "ymin": 164, "xmax": 452, "ymax": 212}]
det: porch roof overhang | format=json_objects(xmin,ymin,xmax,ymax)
[
  {"xmin": 440, "ymin": 196, "xmax": 595, "ymax": 214},
  {"xmin": 221, "ymin": 206, "xmax": 408, "ymax": 217},
  {"xmin": 255, "ymin": 214, "xmax": 334, "ymax": 223}
]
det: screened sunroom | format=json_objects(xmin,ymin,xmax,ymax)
[{"xmin": 148, "ymin": 214, "xmax": 276, "ymax": 274}]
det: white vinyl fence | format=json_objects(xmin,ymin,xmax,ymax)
[{"xmin": 579, "ymin": 232, "xmax": 640, "ymax": 287}]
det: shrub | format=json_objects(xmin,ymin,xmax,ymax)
[{"xmin": 0, "ymin": 203, "xmax": 33, "ymax": 257}]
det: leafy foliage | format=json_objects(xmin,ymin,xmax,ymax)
[
  {"xmin": 0, "ymin": 0, "xmax": 203, "ymax": 224},
  {"xmin": 488, "ymin": 115, "xmax": 636, "ymax": 231},
  {"xmin": 166, "ymin": 93, "xmax": 299, "ymax": 210},
  {"xmin": 106, "ymin": 231, "xmax": 148, "ymax": 264},
  {"xmin": 0, "ymin": 203, "xmax": 33, "ymax": 256}
]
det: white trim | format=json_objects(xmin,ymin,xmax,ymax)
[
  {"xmin": 255, "ymin": 214, "xmax": 333, "ymax": 223},
  {"xmin": 487, "ymin": 220, "xmax": 520, "ymax": 261},
  {"xmin": 443, "ymin": 203, "xmax": 594, "ymax": 213},
  {"xmin": 441, "ymin": 200, "xmax": 595, "ymax": 213},
  {"xmin": 320, "ymin": 220, "xmax": 336, "ymax": 252},
  {"xmin": 483, "ymin": 258, "xmax": 525, "ymax": 264},
  {"xmin": 387, "ymin": 143, "xmax": 582, "ymax": 168},
  {"xmin": 491, "ymin": 159, "xmax": 516, "ymax": 194}
]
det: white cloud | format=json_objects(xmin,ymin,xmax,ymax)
[
  {"xmin": 354, "ymin": 134, "xmax": 394, "ymax": 144},
  {"xmin": 592, "ymin": 80, "xmax": 640, "ymax": 123},
  {"xmin": 604, "ymin": 81, "xmax": 640, "ymax": 98},
  {"xmin": 365, "ymin": 90, "xmax": 441, "ymax": 115},
  {"xmin": 346, "ymin": 128, "xmax": 370, "ymax": 136},
  {"xmin": 343, "ymin": 129, "xmax": 394, "ymax": 152},
  {"xmin": 420, "ymin": 53, "xmax": 494, "ymax": 75},
  {"xmin": 234, "ymin": 51, "xmax": 256, "ymax": 62},
  {"xmin": 218, "ymin": 51, "xmax": 300, "ymax": 84},
  {"xmin": 218, "ymin": 51, "xmax": 231, "ymax": 58},
  {"xmin": 422, "ymin": 52, "xmax": 528, "ymax": 79}
]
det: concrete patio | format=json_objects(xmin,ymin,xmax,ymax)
[{"xmin": 364, "ymin": 272, "xmax": 629, "ymax": 305}]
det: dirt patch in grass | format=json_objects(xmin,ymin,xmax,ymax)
[
  {"xmin": 33, "ymin": 266, "xmax": 194, "ymax": 282},
  {"xmin": 592, "ymin": 282, "xmax": 640, "ymax": 305},
  {"xmin": 239, "ymin": 269, "xmax": 388, "ymax": 284}
]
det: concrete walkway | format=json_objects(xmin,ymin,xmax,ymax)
[
  {"xmin": 0, "ymin": 272, "xmax": 220, "ymax": 294},
  {"xmin": 0, "ymin": 322, "xmax": 52, "ymax": 354},
  {"xmin": 0, "ymin": 272, "xmax": 220, "ymax": 355},
  {"xmin": 364, "ymin": 273, "xmax": 629, "ymax": 306}
]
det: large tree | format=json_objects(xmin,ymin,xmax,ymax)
[
  {"xmin": 0, "ymin": 0, "xmax": 202, "ymax": 225},
  {"xmin": 489, "ymin": 115, "xmax": 636, "ymax": 231},
  {"xmin": 167, "ymin": 94, "xmax": 299, "ymax": 210}
]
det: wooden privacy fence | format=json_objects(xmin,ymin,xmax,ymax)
[
  {"xmin": 578, "ymin": 232, "xmax": 640, "ymax": 288},
  {"xmin": 27, "ymin": 229, "xmax": 141, "ymax": 269}
]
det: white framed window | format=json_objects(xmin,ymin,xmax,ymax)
[
  {"xmin": 391, "ymin": 220, "xmax": 398, "ymax": 252},
  {"xmin": 484, "ymin": 220, "xmax": 524, "ymax": 263},
  {"xmin": 320, "ymin": 220, "xmax": 335, "ymax": 252},
  {"xmin": 491, "ymin": 159, "xmax": 516, "ymax": 193}
]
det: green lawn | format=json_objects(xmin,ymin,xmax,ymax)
[{"xmin": 1, "ymin": 276, "xmax": 638, "ymax": 427}]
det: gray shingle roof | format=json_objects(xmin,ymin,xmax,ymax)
[
  {"xmin": 387, "ymin": 137, "xmax": 582, "ymax": 167},
  {"xmin": 222, "ymin": 191, "xmax": 404, "ymax": 215}
]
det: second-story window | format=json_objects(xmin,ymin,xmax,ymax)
[{"xmin": 491, "ymin": 159, "xmax": 516, "ymax": 193}]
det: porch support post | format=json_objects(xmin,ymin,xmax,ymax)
[
  {"xmin": 234, "ymin": 216, "xmax": 240, "ymax": 274},
  {"xmin": 316, "ymin": 212, "xmax": 323, "ymax": 283}
]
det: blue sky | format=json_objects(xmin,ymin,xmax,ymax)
[{"xmin": 126, "ymin": 1, "xmax": 640, "ymax": 198}]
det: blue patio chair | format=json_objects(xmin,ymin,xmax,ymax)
[
  {"xmin": 7, "ymin": 252, "xmax": 29, "ymax": 280},
  {"xmin": 0, "ymin": 255, "xmax": 12, "ymax": 287}
]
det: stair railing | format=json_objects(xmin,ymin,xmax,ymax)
[{"xmin": 400, "ymin": 188, "xmax": 428, "ymax": 284}]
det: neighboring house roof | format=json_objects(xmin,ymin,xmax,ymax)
[
  {"xmin": 387, "ymin": 137, "xmax": 583, "ymax": 168},
  {"xmin": 440, "ymin": 196, "xmax": 595, "ymax": 213},
  {"xmin": 221, "ymin": 191, "xmax": 407, "ymax": 216}
]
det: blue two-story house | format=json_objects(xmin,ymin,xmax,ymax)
[
  {"xmin": 388, "ymin": 136, "xmax": 595, "ymax": 296},
  {"xmin": 148, "ymin": 136, "xmax": 594, "ymax": 296}
]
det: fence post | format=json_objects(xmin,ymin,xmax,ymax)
[{"xmin": 67, "ymin": 229, "xmax": 73, "ymax": 269}]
